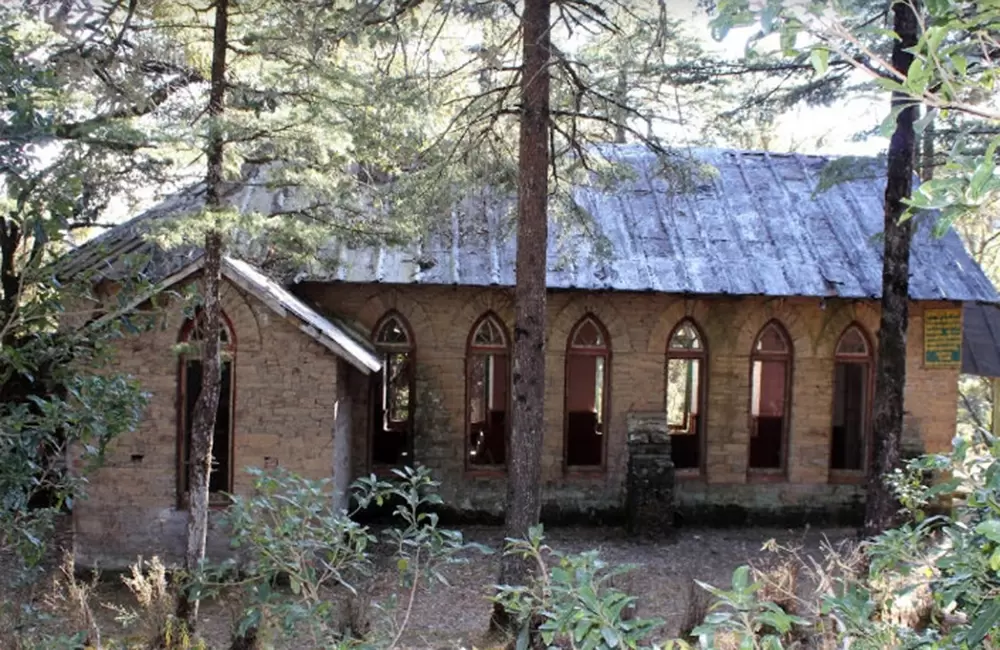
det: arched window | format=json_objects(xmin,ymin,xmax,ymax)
[
  {"xmin": 466, "ymin": 314, "xmax": 510, "ymax": 468},
  {"xmin": 831, "ymin": 324, "xmax": 872, "ymax": 471},
  {"xmin": 666, "ymin": 319, "xmax": 706, "ymax": 470},
  {"xmin": 749, "ymin": 321, "xmax": 791, "ymax": 471},
  {"xmin": 178, "ymin": 308, "xmax": 236, "ymax": 505},
  {"xmin": 565, "ymin": 315, "xmax": 610, "ymax": 468},
  {"xmin": 371, "ymin": 312, "xmax": 415, "ymax": 467}
]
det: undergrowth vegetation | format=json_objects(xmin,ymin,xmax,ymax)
[{"xmin": 3, "ymin": 429, "xmax": 999, "ymax": 649}]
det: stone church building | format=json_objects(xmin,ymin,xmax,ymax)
[{"xmin": 62, "ymin": 146, "xmax": 999, "ymax": 567}]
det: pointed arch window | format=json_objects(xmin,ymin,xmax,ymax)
[
  {"xmin": 178, "ymin": 309, "xmax": 236, "ymax": 505},
  {"xmin": 565, "ymin": 316, "xmax": 610, "ymax": 468},
  {"xmin": 371, "ymin": 312, "xmax": 415, "ymax": 467},
  {"xmin": 831, "ymin": 325, "xmax": 872, "ymax": 472},
  {"xmin": 749, "ymin": 321, "xmax": 791, "ymax": 471},
  {"xmin": 666, "ymin": 320, "xmax": 706, "ymax": 470},
  {"xmin": 467, "ymin": 314, "xmax": 510, "ymax": 468}
]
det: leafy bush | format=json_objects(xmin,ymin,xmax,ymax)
[
  {"xmin": 187, "ymin": 465, "xmax": 487, "ymax": 649},
  {"xmin": 494, "ymin": 525, "xmax": 663, "ymax": 650}
]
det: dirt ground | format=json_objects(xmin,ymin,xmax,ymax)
[{"xmin": 6, "ymin": 524, "xmax": 856, "ymax": 649}]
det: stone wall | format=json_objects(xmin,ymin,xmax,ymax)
[
  {"xmin": 298, "ymin": 282, "xmax": 962, "ymax": 523},
  {"xmin": 73, "ymin": 278, "xmax": 349, "ymax": 569}
]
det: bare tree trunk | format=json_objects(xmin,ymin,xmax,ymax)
[
  {"xmin": 176, "ymin": 0, "xmax": 228, "ymax": 627},
  {"xmin": 864, "ymin": 0, "xmax": 919, "ymax": 538},
  {"xmin": 490, "ymin": 0, "xmax": 550, "ymax": 634}
]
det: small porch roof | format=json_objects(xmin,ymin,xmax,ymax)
[
  {"xmin": 96, "ymin": 255, "xmax": 381, "ymax": 374},
  {"xmin": 962, "ymin": 302, "xmax": 1000, "ymax": 378}
]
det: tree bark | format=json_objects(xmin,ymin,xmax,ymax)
[
  {"xmin": 491, "ymin": 0, "xmax": 551, "ymax": 633},
  {"xmin": 864, "ymin": 0, "xmax": 919, "ymax": 538},
  {"xmin": 176, "ymin": 0, "xmax": 228, "ymax": 628}
]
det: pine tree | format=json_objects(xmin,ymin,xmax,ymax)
[{"xmin": 491, "ymin": 0, "xmax": 551, "ymax": 633}]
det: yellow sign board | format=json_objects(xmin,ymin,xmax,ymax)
[{"xmin": 924, "ymin": 308, "xmax": 962, "ymax": 367}]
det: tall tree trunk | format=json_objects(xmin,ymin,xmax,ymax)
[
  {"xmin": 176, "ymin": 0, "xmax": 228, "ymax": 627},
  {"xmin": 491, "ymin": 0, "xmax": 550, "ymax": 633},
  {"xmin": 864, "ymin": 0, "xmax": 919, "ymax": 538},
  {"xmin": 0, "ymin": 218, "xmax": 21, "ymax": 342}
]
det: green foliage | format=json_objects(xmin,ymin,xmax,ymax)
[
  {"xmin": 675, "ymin": 429, "xmax": 1000, "ymax": 649},
  {"xmin": 684, "ymin": 566, "xmax": 809, "ymax": 650},
  {"xmin": 710, "ymin": 0, "xmax": 1000, "ymax": 223},
  {"xmin": 494, "ymin": 525, "xmax": 663, "ymax": 650},
  {"xmin": 188, "ymin": 465, "xmax": 487, "ymax": 648}
]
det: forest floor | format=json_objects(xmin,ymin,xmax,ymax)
[{"xmin": 4, "ymin": 524, "xmax": 857, "ymax": 649}]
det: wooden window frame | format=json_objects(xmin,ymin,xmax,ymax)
[
  {"xmin": 464, "ymin": 313, "xmax": 511, "ymax": 475},
  {"xmin": 176, "ymin": 309, "xmax": 237, "ymax": 509},
  {"xmin": 829, "ymin": 322, "xmax": 875, "ymax": 483},
  {"xmin": 563, "ymin": 314, "xmax": 612, "ymax": 473},
  {"xmin": 747, "ymin": 319, "xmax": 793, "ymax": 481},
  {"xmin": 370, "ymin": 311, "xmax": 416, "ymax": 472},
  {"xmin": 665, "ymin": 318, "xmax": 708, "ymax": 478}
]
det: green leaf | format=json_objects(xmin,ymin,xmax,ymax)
[
  {"xmin": 810, "ymin": 48, "xmax": 829, "ymax": 75},
  {"xmin": 600, "ymin": 626, "xmax": 620, "ymax": 648},
  {"xmin": 976, "ymin": 520, "xmax": 1000, "ymax": 542},
  {"xmin": 967, "ymin": 599, "xmax": 1000, "ymax": 646}
]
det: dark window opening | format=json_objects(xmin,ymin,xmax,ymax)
[
  {"xmin": 750, "ymin": 322, "xmax": 791, "ymax": 471},
  {"xmin": 831, "ymin": 325, "xmax": 871, "ymax": 471},
  {"xmin": 565, "ymin": 316, "xmax": 609, "ymax": 468},
  {"xmin": 467, "ymin": 315, "xmax": 509, "ymax": 467},
  {"xmin": 182, "ymin": 360, "xmax": 233, "ymax": 495},
  {"xmin": 178, "ymin": 310, "xmax": 235, "ymax": 505},
  {"xmin": 667, "ymin": 320, "xmax": 705, "ymax": 470},
  {"xmin": 372, "ymin": 314, "xmax": 414, "ymax": 467}
]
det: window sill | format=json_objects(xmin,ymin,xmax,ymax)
[
  {"xmin": 177, "ymin": 494, "xmax": 233, "ymax": 510},
  {"xmin": 829, "ymin": 470, "xmax": 867, "ymax": 485},
  {"xmin": 746, "ymin": 469, "xmax": 786, "ymax": 483},
  {"xmin": 564, "ymin": 466, "xmax": 606, "ymax": 479},
  {"xmin": 465, "ymin": 467, "xmax": 507, "ymax": 478},
  {"xmin": 674, "ymin": 468, "xmax": 705, "ymax": 481}
]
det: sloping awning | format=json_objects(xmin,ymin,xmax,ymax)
[
  {"xmin": 962, "ymin": 302, "xmax": 1000, "ymax": 378},
  {"xmin": 95, "ymin": 255, "xmax": 381, "ymax": 374}
]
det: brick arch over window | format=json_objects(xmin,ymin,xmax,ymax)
[
  {"xmin": 666, "ymin": 318, "xmax": 708, "ymax": 472},
  {"xmin": 177, "ymin": 308, "xmax": 237, "ymax": 506},
  {"xmin": 748, "ymin": 320, "xmax": 793, "ymax": 473},
  {"xmin": 647, "ymin": 299, "xmax": 712, "ymax": 354},
  {"xmin": 549, "ymin": 298, "xmax": 632, "ymax": 354},
  {"xmin": 830, "ymin": 323, "xmax": 874, "ymax": 474},
  {"xmin": 465, "ymin": 312, "xmax": 511, "ymax": 469},
  {"xmin": 370, "ymin": 311, "xmax": 416, "ymax": 468},
  {"xmin": 357, "ymin": 290, "xmax": 437, "ymax": 349},
  {"xmin": 815, "ymin": 301, "xmax": 881, "ymax": 359},
  {"xmin": 457, "ymin": 290, "xmax": 514, "ymax": 332},
  {"xmin": 564, "ymin": 314, "xmax": 611, "ymax": 469},
  {"xmin": 733, "ymin": 301, "xmax": 808, "ymax": 360}
]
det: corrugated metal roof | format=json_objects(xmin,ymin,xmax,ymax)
[
  {"xmin": 962, "ymin": 302, "xmax": 1000, "ymax": 377},
  {"xmin": 62, "ymin": 145, "xmax": 999, "ymax": 302}
]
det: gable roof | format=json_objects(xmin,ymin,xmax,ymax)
[
  {"xmin": 98, "ymin": 255, "xmax": 381, "ymax": 374},
  {"xmin": 62, "ymin": 145, "xmax": 998, "ymax": 303}
]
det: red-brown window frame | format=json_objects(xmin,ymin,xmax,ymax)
[
  {"xmin": 176, "ymin": 308, "xmax": 237, "ymax": 509},
  {"xmin": 370, "ymin": 311, "xmax": 416, "ymax": 471},
  {"xmin": 665, "ymin": 318, "xmax": 708, "ymax": 476},
  {"xmin": 464, "ymin": 312, "xmax": 511, "ymax": 473},
  {"xmin": 563, "ymin": 314, "xmax": 612, "ymax": 473},
  {"xmin": 747, "ymin": 319, "xmax": 793, "ymax": 480},
  {"xmin": 829, "ymin": 322, "xmax": 874, "ymax": 481}
]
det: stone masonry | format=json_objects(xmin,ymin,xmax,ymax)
[{"xmin": 625, "ymin": 411, "xmax": 674, "ymax": 536}]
